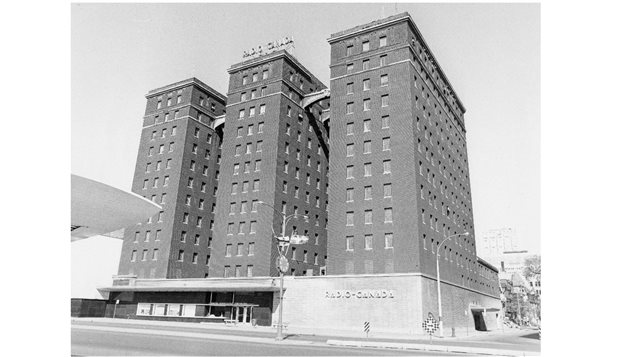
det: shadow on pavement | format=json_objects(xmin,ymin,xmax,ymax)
[{"xmin": 520, "ymin": 332, "xmax": 540, "ymax": 340}]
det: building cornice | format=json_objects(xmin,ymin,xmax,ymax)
[{"xmin": 146, "ymin": 77, "xmax": 227, "ymax": 103}]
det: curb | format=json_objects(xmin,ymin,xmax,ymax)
[{"xmin": 326, "ymin": 339, "xmax": 539, "ymax": 356}]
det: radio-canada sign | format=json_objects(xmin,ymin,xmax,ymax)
[
  {"xmin": 325, "ymin": 289, "xmax": 395, "ymax": 299},
  {"xmin": 243, "ymin": 36, "xmax": 295, "ymax": 59}
]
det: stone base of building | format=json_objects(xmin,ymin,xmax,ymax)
[{"xmin": 98, "ymin": 272, "xmax": 501, "ymax": 336}]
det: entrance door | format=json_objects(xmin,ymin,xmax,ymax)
[{"xmin": 472, "ymin": 311, "xmax": 487, "ymax": 331}]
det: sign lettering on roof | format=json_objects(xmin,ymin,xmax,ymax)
[
  {"xmin": 243, "ymin": 36, "xmax": 295, "ymax": 59},
  {"xmin": 325, "ymin": 289, "xmax": 395, "ymax": 299}
]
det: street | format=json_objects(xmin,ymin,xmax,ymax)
[{"xmin": 71, "ymin": 323, "xmax": 459, "ymax": 356}]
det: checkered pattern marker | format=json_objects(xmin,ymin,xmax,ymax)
[
  {"xmin": 423, "ymin": 313, "xmax": 439, "ymax": 341},
  {"xmin": 363, "ymin": 321, "xmax": 370, "ymax": 338}
]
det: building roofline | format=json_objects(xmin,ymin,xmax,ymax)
[
  {"xmin": 328, "ymin": 12, "xmax": 465, "ymax": 113},
  {"xmin": 228, "ymin": 50, "xmax": 327, "ymax": 90},
  {"xmin": 477, "ymin": 257, "xmax": 500, "ymax": 273},
  {"xmin": 146, "ymin": 77, "xmax": 227, "ymax": 103}
]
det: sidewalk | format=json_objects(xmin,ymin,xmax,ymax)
[{"xmin": 72, "ymin": 317, "xmax": 539, "ymax": 356}]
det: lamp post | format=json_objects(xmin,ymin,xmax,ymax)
[
  {"xmin": 256, "ymin": 201, "xmax": 308, "ymax": 342},
  {"xmin": 435, "ymin": 231, "xmax": 469, "ymax": 337}
]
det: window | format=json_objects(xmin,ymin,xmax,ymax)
[
  {"xmin": 383, "ymin": 160, "xmax": 391, "ymax": 174},
  {"xmin": 346, "ymin": 102, "xmax": 354, "ymax": 114},
  {"xmin": 245, "ymin": 143, "xmax": 252, "ymax": 155},
  {"xmin": 362, "ymin": 41, "xmax": 369, "ymax": 52},
  {"xmin": 144, "ymin": 231, "xmax": 150, "ymax": 242},
  {"xmin": 364, "ymin": 210, "xmax": 372, "ymax": 224},
  {"xmin": 346, "ymin": 212, "xmax": 354, "ymax": 226},
  {"xmin": 384, "ymin": 183, "xmax": 392, "ymax": 198},
  {"xmin": 237, "ymin": 243, "xmax": 244, "ymax": 256},
  {"xmin": 385, "ymin": 233, "xmax": 393, "ymax": 249},
  {"xmin": 346, "ymin": 45, "xmax": 353, "ymax": 56},
  {"xmin": 287, "ymin": 106, "xmax": 292, "ymax": 117},
  {"xmin": 253, "ymin": 179, "xmax": 260, "ymax": 191},
  {"xmin": 364, "ymin": 186, "xmax": 372, "ymax": 200},
  {"xmin": 363, "ymin": 99, "xmax": 370, "ymax": 111},
  {"xmin": 380, "ymin": 74, "xmax": 388, "ymax": 86},
  {"xmin": 382, "ymin": 137, "xmax": 390, "ymax": 151},
  {"xmin": 247, "ymin": 124, "xmax": 254, "ymax": 136},
  {"xmin": 224, "ymin": 266, "xmax": 231, "ymax": 278},
  {"xmin": 346, "ymin": 165, "xmax": 354, "ymax": 179},
  {"xmin": 347, "ymin": 82, "xmax": 353, "ymax": 94},
  {"xmin": 258, "ymin": 122, "xmax": 264, "ymax": 133},
  {"xmin": 346, "ymin": 122, "xmax": 354, "ymax": 135},
  {"xmin": 242, "ymin": 76, "xmax": 248, "ymax": 85},
  {"xmin": 346, "ymin": 236, "xmax": 354, "ymax": 251},
  {"xmin": 347, "ymin": 63, "xmax": 354, "ymax": 73},
  {"xmin": 362, "ymin": 60, "xmax": 369, "ymax": 70},
  {"xmin": 363, "ymin": 79, "xmax": 370, "ymax": 91},
  {"xmin": 233, "ymin": 164, "xmax": 239, "ymax": 175},
  {"xmin": 131, "ymin": 250, "xmax": 138, "ymax": 262},
  {"xmin": 194, "ymin": 127, "xmax": 200, "ymax": 137},
  {"xmin": 225, "ymin": 244, "xmax": 232, "ymax": 257},
  {"xmin": 248, "ymin": 242, "xmax": 255, "ymax": 256},
  {"xmin": 178, "ymin": 250, "xmax": 184, "ymax": 262},
  {"xmin": 158, "ymin": 211, "xmax": 164, "ymax": 222},
  {"xmin": 252, "ymin": 72, "xmax": 258, "ymax": 82},
  {"xmin": 259, "ymin": 104, "xmax": 266, "ymax": 115},
  {"xmin": 263, "ymin": 70, "xmax": 269, "ymax": 79},
  {"xmin": 192, "ymin": 252, "xmax": 199, "ymax": 264},
  {"xmin": 379, "ymin": 36, "xmax": 387, "ymax": 47},
  {"xmin": 364, "ymin": 163, "xmax": 372, "ymax": 177},
  {"xmin": 364, "ymin": 235, "xmax": 373, "ymax": 250},
  {"xmin": 363, "ymin": 140, "xmax": 371, "ymax": 154},
  {"xmin": 201, "ymin": 182, "xmax": 206, "ymax": 192},
  {"xmin": 261, "ymin": 86, "xmax": 267, "ymax": 96},
  {"xmin": 346, "ymin": 143, "xmax": 354, "ymax": 157},
  {"xmin": 380, "ymin": 55, "xmax": 387, "ymax": 66},
  {"xmin": 249, "ymin": 107, "xmax": 255, "ymax": 117},
  {"xmin": 239, "ymin": 109, "xmax": 245, "ymax": 119},
  {"xmin": 384, "ymin": 208, "xmax": 393, "ymax": 223},
  {"xmin": 240, "ymin": 201, "xmax": 247, "ymax": 214},
  {"xmin": 152, "ymin": 249, "xmax": 159, "ymax": 260},
  {"xmin": 227, "ymin": 223, "xmax": 234, "ymax": 235},
  {"xmin": 142, "ymin": 179, "xmax": 148, "ymax": 190},
  {"xmin": 381, "ymin": 95, "xmax": 389, "ymax": 107},
  {"xmin": 346, "ymin": 188, "xmax": 354, "ymax": 202}
]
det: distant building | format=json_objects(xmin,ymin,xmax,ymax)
[
  {"xmin": 117, "ymin": 78, "xmax": 227, "ymax": 279},
  {"xmin": 209, "ymin": 50, "xmax": 330, "ymax": 278},
  {"xmin": 477, "ymin": 228, "xmax": 519, "ymax": 258}
]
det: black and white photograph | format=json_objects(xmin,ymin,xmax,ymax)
[{"xmin": 68, "ymin": 2, "xmax": 541, "ymax": 356}]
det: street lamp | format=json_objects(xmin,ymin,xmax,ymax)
[
  {"xmin": 256, "ymin": 201, "xmax": 308, "ymax": 341},
  {"xmin": 435, "ymin": 231, "xmax": 469, "ymax": 337}
]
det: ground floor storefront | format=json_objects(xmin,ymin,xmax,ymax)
[{"xmin": 97, "ymin": 273, "xmax": 502, "ymax": 337}]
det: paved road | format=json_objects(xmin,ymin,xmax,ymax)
[{"xmin": 71, "ymin": 326, "xmax": 459, "ymax": 356}]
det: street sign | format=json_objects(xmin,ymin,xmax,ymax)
[
  {"xmin": 289, "ymin": 234, "xmax": 309, "ymax": 245},
  {"xmin": 277, "ymin": 256, "xmax": 289, "ymax": 273},
  {"xmin": 423, "ymin": 312, "xmax": 439, "ymax": 336}
]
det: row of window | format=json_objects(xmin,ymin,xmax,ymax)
[
  {"xmin": 346, "ymin": 95, "xmax": 389, "ymax": 114},
  {"xmin": 346, "ymin": 116, "xmax": 390, "ymax": 135},
  {"xmin": 346, "ymin": 184, "xmax": 392, "ymax": 201},
  {"xmin": 345, "ymin": 160, "xmax": 392, "ymax": 178},
  {"xmin": 346, "ymin": 74, "xmax": 388, "ymax": 94},
  {"xmin": 345, "ymin": 36, "xmax": 387, "ymax": 57},
  {"xmin": 345, "ymin": 233, "xmax": 393, "ymax": 251},
  {"xmin": 224, "ymin": 265, "xmax": 255, "ymax": 278},
  {"xmin": 234, "ymin": 141, "xmax": 263, "ymax": 156},
  {"xmin": 143, "ymin": 176, "xmax": 170, "ymax": 189},
  {"xmin": 242, "ymin": 69, "xmax": 269, "ymax": 86},
  {"xmin": 238, "ymin": 104, "xmax": 266, "ymax": 118},
  {"xmin": 345, "ymin": 208, "xmax": 393, "ymax": 226},
  {"xmin": 346, "ymin": 137, "xmax": 391, "ymax": 156},
  {"xmin": 178, "ymin": 232, "xmax": 213, "ymax": 247},
  {"xmin": 282, "ymin": 146, "xmax": 323, "ymax": 172},
  {"xmin": 232, "ymin": 160, "xmax": 262, "ymax": 175},
  {"xmin": 346, "ymin": 54, "xmax": 388, "ymax": 74},
  {"xmin": 236, "ymin": 122, "xmax": 265, "ymax": 137},
  {"xmin": 226, "ymin": 220, "xmax": 258, "ymax": 235},
  {"xmin": 224, "ymin": 242, "xmax": 256, "ymax": 257},
  {"xmin": 150, "ymin": 126, "xmax": 178, "ymax": 140}
]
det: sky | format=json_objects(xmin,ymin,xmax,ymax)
[{"xmin": 71, "ymin": 2, "xmax": 540, "ymax": 298}]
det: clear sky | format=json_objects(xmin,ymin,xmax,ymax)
[{"xmin": 71, "ymin": 2, "xmax": 539, "ymax": 297}]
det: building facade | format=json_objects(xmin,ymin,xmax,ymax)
[
  {"xmin": 118, "ymin": 78, "xmax": 226, "ymax": 279},
  {"xmin": 477, "ymin": 227, "xmax": 519, "ymax": 259},
  {"xmin": 326, "ymin": 12, "xmax": 496, "ymax": 297},
  {"xmin": 209, "ymin": 50, "xmax": 331, "ymax": 278}
]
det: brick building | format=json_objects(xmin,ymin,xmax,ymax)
[
  {"xmin": 118, "ymin": 78, "xmax": 226, "ymax": 279},
  {"xmin": 326, "ymin": 12, "xmax": 498, "ymax": 297},
  {"xmin": 209, "ymin": 50, "xmax": 331, "ymax": 278}
]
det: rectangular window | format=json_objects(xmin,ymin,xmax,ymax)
[
  {"xmin": 263, "ymin": 70, "xmax": 269, "ymax": 79},
  {"xmin": 258, "ymin": 122, "xmax": 264, "ymax": 133},
  {"xmin": 347, "ymin": 63, "xmax": 354, "ymax": 73},
  {"xmin": 364, "ymin": 210, "xmax": 372, "ymax": 224},
  {"xmin": 363, "ymin": 99, "xmax": 370, "ymax": 111},
  {"xmin": 225, "ymin": 244, "xmax": 232, "ymax": 257},
  {"xmin": 178, "ymin": 250, "xmax": 184, "ymax": 262},
  {"xmin": 364, "ymin": 186, "xmax": 372, "ymax": 200},
  {"xmin": 385, "ymin": 233, "xmax": 393, "ymax": 249},
  {"xmin": 364, "ymin": 235, "xmax": 373, "ymax": 250},
  {"xmin": 346, "ymin": 236, "xmax": 354, "ymax": 251},
  {"xmin": 362, "ymin": 60, "xmax": 369, "ymax": 70},
  {"xmin": 192, "ymin": 252, "xmax": 198, "ymax": 264},
  {"xmin": 259, "ymin": 104, "xmax": 266, "ymax": 115},
  {"xmin": 227, "ymin": 223, "xmax": 234, "ymax": 235},
  {"xmin": 239, "ymin": 109, "xmax": 245, "ymax": 119},
  {"xmin": 381, "ymin": 95, "xmax": 389, "ymax": 107},
  {"xmin": 346, "ymin": 122, "xmax": 354, "ymax": 135},
  {"xmin": 346, "ymin": 102, "xmax": 354, "ymax": 114},
  {"xmin": 384, "ymin": 208, "xmax": 393, "ymax": 223},
  {"xmin": 379, "ymin": 36, "xmax": 387, "ymax": 47},
  {"xmin": 242, "ymin": 76, "xmax": 248, "ymax": 85},
  {"xmin": 380, "ymin": 55, "xmax": 387, "ymax": 66},
  {"xmin": 346, "ymin": 212, "xmax": 354, "ymax": 226},
  {"xmin": 130, "ymin": 250, "xmax": 137, "ymax": 262},
  {"xmin": 346, "ymin": 188, "xmax": 354, "ymax": 202},
  {"xmin": 249, "ymin": 221, "xmax": 257, "ymax": 234},
  {"xmin": 247, "ymin": 265, "xmax": 253, "ymax": 277},
  {"xmin": 152, "ymin": 249, "xmax": 159, "ymax": 260},
  {"xmin": 364, "ymin": 163, "xmax": 372, "ymax": 177},
  {"xmin": 347, "ymin": 82, "xmax": 353, "ymax": 94},
  {"xmin": 252, "ymin": 73, "xmax": 258, "ymax": 82},
  {"xmin": 249, "ymin": 107, "xmax": 255, "ymax": 117},
  {"xmin": 363, "ymin": 79, "xmax": 370, "ymax": 91},
  {"xmin": 384, "ymin": 183, "xmax": 392, "ymax": 198},
  {"xmin": 248, "ymin": 242, "xmax": 255, "ymax": 256},
  {"xmin": 383, "ymin": 160, "xmax": 391, "ymax": 174},
  {"xmin": 382, "ymin": 137, "xmax": 390, "ymax": 151},
  {"xmin": 362, "ymin": 41, "xmax": 369, "ymax": 52},
  {"xmin": 346, "ymin": 143, "xmax": 354, "ymax": 157},
  {"xmin": 363, "ymin": 140, "xmax": 371, "ymax": 154},
  {"xmin": 253, "ymin": 180, "xmax": 260, "ymax": 191},
  {"xmin": 237, "ymin": 243, "xmax": 244, "ymax": 256},
  {"xmin": 380, "ymin": 74, "xmax": 388, "ymax": 86},
  {"xmin": 346, "ymin": 165, "xmax": 354, "ymax": 179},
  {"xmin": 346, "ymin": 45, "xmax": 353, "ymax": 56}
]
